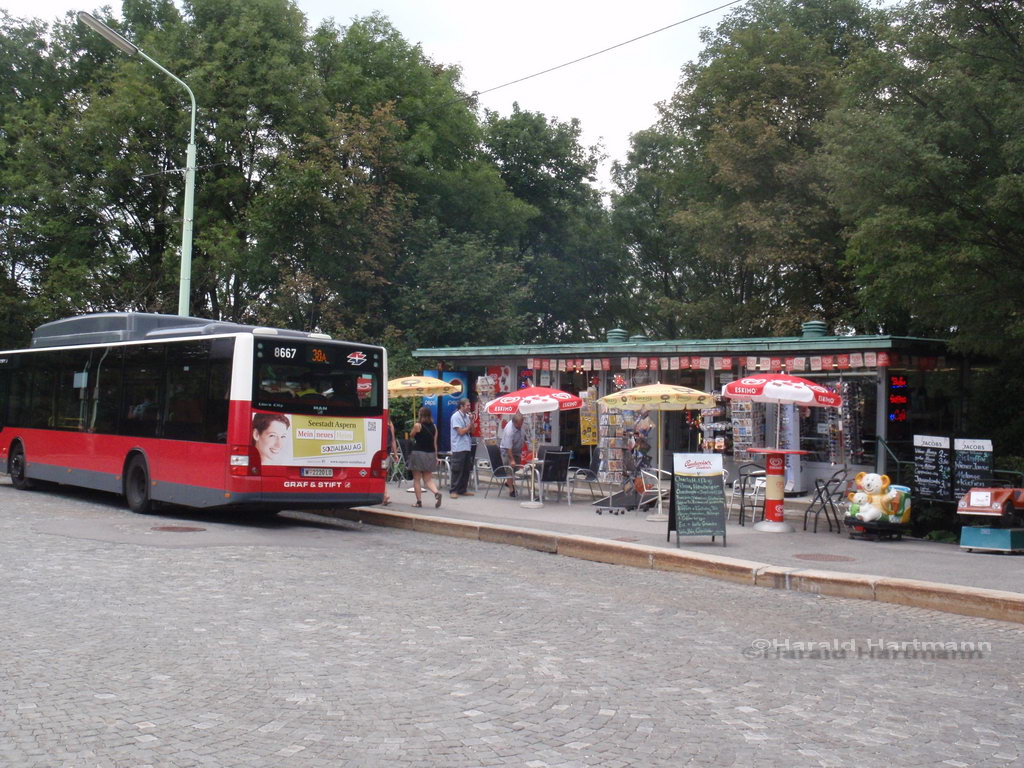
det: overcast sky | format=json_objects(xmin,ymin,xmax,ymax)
[{"xmin": 2, "ymin": 0, "xmax": 736, "ymax": 190}]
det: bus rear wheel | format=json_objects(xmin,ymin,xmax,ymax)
[
  {"xmin": 124, "ymin": 456, "xmax": 154, "ymax": 514},
  {"xmin": 10, "ymin": 444, "xmax": 34, "ymax": 491}
]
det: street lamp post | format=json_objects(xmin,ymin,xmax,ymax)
[{"xmin": 78, "ymin": 11, "xmax": 196, "ymax": 317}]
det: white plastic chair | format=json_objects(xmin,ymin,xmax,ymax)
[
  {"xmin": 729, "ymin": 463, "xmax": 766, "ymax": 525},
  {"xmin": 638, "ymin": 467, "xmax": 672, "ymax": 514}
]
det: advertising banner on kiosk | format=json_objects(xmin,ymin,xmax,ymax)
[
  {"xmin": 421, "ymin": 368, "xmax": 440, "ymax": 428},
  {"xmin": 439, "ymin": 370, "xmax": 469, "ymax": 451}
]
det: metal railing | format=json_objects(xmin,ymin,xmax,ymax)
[{"xmin": 876, "ymin": 437, "xmax": 915, "ymax": 486}]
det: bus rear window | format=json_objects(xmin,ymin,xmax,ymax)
[{"xmin": 252, "ymin": 341, "xmax": 382, "ymax": 416}]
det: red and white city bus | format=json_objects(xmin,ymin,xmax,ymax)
[{"xmin": 0, "ymin": 312, "xmax": 388, "ymax": 513}]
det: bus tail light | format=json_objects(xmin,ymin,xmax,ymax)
[
  {"xmin": 231, "ymin": 445, "xmax": 260, "ymax": 475},
  {"xmin": 371, "ymin": 449, "xmax": 387, "ymax": 478}
]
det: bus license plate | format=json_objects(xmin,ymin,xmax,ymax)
[{"xmin": 301, "ymin": 468, "xmax": 334, "ymax": 478}]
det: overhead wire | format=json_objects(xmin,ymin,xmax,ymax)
[{"xmin": 465, "ymin": 0, "xmax": 747, "ymax": 102}]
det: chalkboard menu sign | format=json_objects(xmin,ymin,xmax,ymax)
[
  {"xmin": 953, "ymin": 438, "xmax": 994, "ymax": 499},
  {"xmin": 668, "ymin": 453, "xmax": 727, "ymax": 547},
  {"xmin": 913, "ymin": 434, "xmax": 952, "ymax": 500}
]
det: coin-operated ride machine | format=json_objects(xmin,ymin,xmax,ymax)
[{"xmin": 957, "ymin": 488, "xmax": 1024, "ymax": 553}]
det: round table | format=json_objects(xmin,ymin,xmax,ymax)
[
  {"xmin": 519, "ymin": 458, "xmax": 544, "ymax": 508},
  {"xmin": 747, "ymin": 448, "xmax": 809, "ymax": 533}
]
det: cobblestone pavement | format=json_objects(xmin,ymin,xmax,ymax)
[{"xmin": 2, "ymin": 482, "xmax": 1023, "ymax": 768}]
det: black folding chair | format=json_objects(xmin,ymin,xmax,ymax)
[
  {"xmin": 535, "ymin": 451, "xmax": 572, "ymax": 503},
  {"xmin": 536, "ymin": 444, "xmax": 561, "ymax": 462},
  {"xmin": 568, "ymin": 448, "xmax": 605, "ymax": 505},
  {"xmin": 482, "ymin": 443, "xmax": 517, "ymax": 498},
  {"xmin": 803, "ymin": 468, "xmax": 849, "ymax": 533}
]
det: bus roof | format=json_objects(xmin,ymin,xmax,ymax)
[{"xmin": 30, "ymin": 312, "xmax": 335, "ymax": 349}]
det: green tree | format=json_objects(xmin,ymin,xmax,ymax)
[
  {"xmin": 248, "ymin": 105, "xmax": 412, "ymax": 336},
  {"xmin": 484, "ymin": 104, "xmax": 621, "ymax": 341},
  {"xmin": 2, "ymin": 1, "xmax": 613, "ymax": 357},
  {"xmin": 310, "ymin": 13, "xmax": 532, "ymax": 243},
  {"xmin": 613, "ymin": 0, "xmax": 880, "ymax": 338},
  {"xmin": 0, "ymin": 11, "xmax": 56, "ymax": 345},
  {"xmin": 820, "ymin": 0, "xmax": 1024, "ymax": 354},
  {"xmin": 395, "ymin": 232, "xmax": 531, "ymax": 349}
]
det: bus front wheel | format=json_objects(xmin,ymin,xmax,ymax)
[
  {"xmin": 124, "ymin": 456, "xmax": 154, "ymax": 514},
  {"xmin": 10, "ymin": 444, "xmax": 34, "ymax": 491}
]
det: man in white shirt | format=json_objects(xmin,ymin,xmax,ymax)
[
  {"xmin": 499, "ymin": 414, "xmax": 525, "ymax": 498},
  {"xmin": 449, "ymin": 398, "xmax": 474, "ymax": 498}
]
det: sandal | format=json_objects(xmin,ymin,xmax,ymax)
[
  {"xmin": 414, "ymin": 500, "xmax": 422, "ymax": 507},
  {"xmin": 434, "ymin": 492, "xmax": 442, "ymax": 508}
]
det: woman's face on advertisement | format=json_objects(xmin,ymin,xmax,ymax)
[{"xmin": 254, "ymin": 420, "xmax": 288, "ymax": 462}]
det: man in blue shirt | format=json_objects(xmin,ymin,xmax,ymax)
[{"xmin": 449, "ymin": 398, "xmax": 474, "ymax": 498}]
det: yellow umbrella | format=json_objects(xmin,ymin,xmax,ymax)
[
  {"xmin": 387, "ymin": 376, "xmax": 463, "ymax": 398},
  {"xmin": 598, "ymin": 383, "xmax": 716, "ymax": 519},
  {"xmin": 599, "ymin": 383, "xmax": 714, "ymax": 411}
]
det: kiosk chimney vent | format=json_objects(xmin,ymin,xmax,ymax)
[
  {"xmin": 606, "ymin": 328, "xmax": 629, "ymax": 343},
  {"xmin": 801, "ymin": 320, "xmax": 828, "ymax": 338}
]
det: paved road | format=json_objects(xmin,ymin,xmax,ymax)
[{"xmin": 2, "ymin": 482, "xmax": 1023, "ymax": 767}]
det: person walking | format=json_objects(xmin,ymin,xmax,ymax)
[
  {"xmin": 449, "ymin": 398, "xmax": 474, "ymax": 498},
  {"xmin": 499, "ymin": 413, "xmax": 525, "ymax": 497},
  {"xmin": 382, "ymin": 415, "xmax": 399, "ymax": 506},
  {"xmin": 409, "ymin": 406, "xmax": 442, "ymax": 508}
]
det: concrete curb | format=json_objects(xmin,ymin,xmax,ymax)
[{"xmin": 327, "ymin": 508, "xmax": 1024, "ymax": 624}]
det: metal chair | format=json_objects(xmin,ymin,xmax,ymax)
[
  {"xmin": 568, "ymin": 448, "xmax": 604, "ymax": 505},
  {"xmin": 637, "ymin": 467, "xmax": 672, "ymax": 513},
  {"xmin": 386, "ymin": 445, "xmax": 407, "ymax": 485},
  {"xmin": 436, "ymin": 454, "xmax": 452, "ymax": 490},
  {"xmin": 394, "ymin": 439, "xmax": 414, "ymax": 488},
  {"xmin": 535, "ymin": 451, "xmax": 572, "ymax": 503},
  {"xmin": 803, "ymin": 468, "xmax": 849, "ymax": 533},
  {"xmin": 536, "ymin": 444, "xmax": 561, "ymax": 462},
  {"xmin": 467, "ymin": 439, "xmax": 480, "ymax": 491},
  {"xmin": 482, "ymin": 443, "xmax": 517, "ymax": 498},
  {"xmin": 729, "ymin": 462, "xmax": 766, "ymax": 525}
]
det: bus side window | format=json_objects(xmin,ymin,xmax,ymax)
[
  {"xmin": 88, "ymin": 347, "xmax": 123, "ymax": 435},
  {"xmin": 121, "ymin": 345, "xmax": 164, "ymax": 438},
  {"xmin": 28, "ymin": 352, "xmax": 58, "ymax": 429},
  {"xmin": 0, "ymin": 368, "xmax": 8, "ymax": 428},
  {"xmin": 205, "ymin": 339, "xmax": 232, "ymax": 444}
]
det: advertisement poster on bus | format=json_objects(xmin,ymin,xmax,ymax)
[{"xmin": 252, "ymin": 412, "xmax": 382, "ymax": 467}]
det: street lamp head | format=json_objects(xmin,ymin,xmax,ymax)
[
  {"xmin": 78, "ymin": 12, "xmax": 139, "ymax": 56},
  {"xmin": 77, "ymin": 8, "xmax": 196, "ymax": 317}
]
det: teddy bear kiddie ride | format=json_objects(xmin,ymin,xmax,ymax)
[{"xmin": 844, "ymin": 471, "xmax": 912, "ymax": 540}]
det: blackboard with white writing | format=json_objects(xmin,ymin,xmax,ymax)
[
  {"xmin": 953, "ymin": 438, "xmax": 994, "ymax": 499},
  {"xmin": 913, "ymin": 435, "xmax": 952, "ymax": 500},
  {"xmin": 669, "ymin": 471, "xmax": 727, "ymax": 546}
]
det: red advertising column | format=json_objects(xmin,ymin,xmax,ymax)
[{"xmin": 748, "ymin": 448, "xmax": 809, "ymax": 533}]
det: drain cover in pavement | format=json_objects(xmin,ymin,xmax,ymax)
[
  {"xmin": 793, "ymin": 553, "xmax": 855, "ymax": 562},
  {"xmin": 151, "ymin": 526, "xmax": 206, "ymax": 533}
]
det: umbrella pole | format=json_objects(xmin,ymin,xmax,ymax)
[
  {"xmin": 647, "ymin": 410, "xmax": 668, "ymax": 522},
  {"xmin": 519, "ymin": 411, "xmax": 544, "ymax": 509}
]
